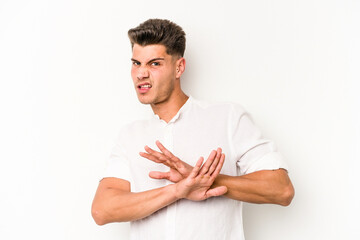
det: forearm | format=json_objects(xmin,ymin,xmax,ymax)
[
  {"xmin": 213, "ymin": 169, "xmax": 294, "ymax": 206},
  {"xmin": 92, "ymin": 183, "xmax": 178, "ymax": 225},
  {"xmin": 92, "ymin": 152, "xmax": 226, "ymax": 225}
]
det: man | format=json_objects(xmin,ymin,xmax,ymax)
[{"xmin": 92, "ymin": 19, "xmax": 294, "ymax": 240}]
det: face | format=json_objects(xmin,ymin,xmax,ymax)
[{"xmin": 131, "ymin": 44, "xmax": 183, "ymax": 105}]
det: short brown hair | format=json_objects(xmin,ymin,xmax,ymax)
[{"xmin": 128, "ymin": 19, "xmax": 186, "ymax": 57}]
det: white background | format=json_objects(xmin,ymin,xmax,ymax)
[{"xmin": 0, "ymin": 0, "xmax": 359, "ymax": 239}]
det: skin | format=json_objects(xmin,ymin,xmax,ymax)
[
  {"xmin": 141, "ymin": 141, "xmax": 294, "ymax": 206},
  {"xmin": 92, "ymin": 44, "xmax": 227, "ymax": 225},
  {"xmin": 131, "ymin": 44, "xmax": 188, "ymax": 122},
  {"xmin": 92, "ymin": 149, "xmax": 227, "ymax": 224},
  {"xmin": 91, "ymin": 43, "xmax": 294, "ymax": 225}
]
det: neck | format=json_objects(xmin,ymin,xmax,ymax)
[{"xmin": 151, "ymin": 91, "xmax": 189, "ymax": 123}]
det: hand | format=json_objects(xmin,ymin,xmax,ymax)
[
  {"xmin": 139, "ymin": 140, "xmax": 194, "ymax": 182},
  {"xmin": 175, "ymin": 150, "xmax": 227, "ymax": 201}
]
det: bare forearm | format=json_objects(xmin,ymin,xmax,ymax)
[
  {"xmin": 92, "ymin": 184, "xmax": 178, "ymax": 225},
  {"xmin": 92, "ymin": 153, "xmax": 227, "ymax": 225},
  {"xmin": 213, "ymin": 169, "xmax": 294, "ymax": 206}
]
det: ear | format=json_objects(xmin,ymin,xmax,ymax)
[{"xmin": 175, "ymin": 57, "xmax": 186, "ymax": 79}]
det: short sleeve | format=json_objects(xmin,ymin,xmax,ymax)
[
  {"xmin": 102, "ymin": 130, "xmax": 132, "ymax": 182},
  {"xmin": 231, "ymin": 106, "xmax": 288, "ymax": 175}
]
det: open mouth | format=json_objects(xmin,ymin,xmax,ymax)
[
  {"xmin": 137, "ymin": 83, "xmax": 152, "ymax": 93},
  {"xmin": 138, "ymin": 84, "xmax": 152, "ymax": 89}
]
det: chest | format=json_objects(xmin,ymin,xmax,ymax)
[{"xmin": 124, "ymin": 118, "xmax": 237, "ymax": 191}]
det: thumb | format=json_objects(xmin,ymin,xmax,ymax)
[
  {"xmin": 149, "ymin": 171, "xmax": 170, "ymax": 180},
  {"xmin": 205, "ymin": 186, "xmax": 228, "ymax": 198}
]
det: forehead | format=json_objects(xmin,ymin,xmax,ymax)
[{"xmin": 132, "ymin": 44, "xmax": 171, "ymax": 61}]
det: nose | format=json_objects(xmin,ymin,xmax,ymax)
[{"xmin": 137, "ymin": 66, "xmax": 149, "ymax": 80}]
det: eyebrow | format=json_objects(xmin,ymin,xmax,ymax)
[{"xmin": 131, "ymin": 58, "xmax": 165, "ymax": 64}]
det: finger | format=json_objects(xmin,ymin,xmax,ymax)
[
  {"xmin": 149, "ymin": 171, "xmax": 170, "ymax": 180},
  {"xmin": 205, "ymin": 186, "xmax": 228, "ymax": 198},
  {"xmin": 143, "ymin": 146, "xmax": 173, "ymax": 167},
  {"xmin": 156, "ymin": 141, "xmax": 190, "ymax": 172},
  {"xmin": 210, "ymin": 153, "xmax": 225, "ymax": 181},
  {"xmin": 189, "ymin": 157, "xmax": 204, "ymax": 178},
  {"xmin": 139, "ymin": 152, "xmax": 164, "ymax": 163},
  {"xmin": 147, "ymin": 144, "xmax": 180, "ymax": 168},
  {"xmin": 206, "ymin": 148, "xmax": 222, "ymax": 176},
  {"xmin": 144, "ymin": 145, "xmax": 164, "ymax": 159},
  {"xmin": 156, "ymin": 141, "xmax": 179, "ymax": 163},
  {"xmin": 199, "ymin": 150, "xmax": 217, "ymax": 175},
  {"xmin": 155, "ymin": 140, "xmax": 173, "ymax": 156}
]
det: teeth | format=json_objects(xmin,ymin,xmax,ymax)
[{"xmin": 140, "ymin": 84, "xmax": 151, "ymax": 88}]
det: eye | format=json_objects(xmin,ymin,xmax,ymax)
[
  {"xmin": 151, "ymin": 62, "xmax": 160, "ymax": 66},
  {"xmin": 132, "ymin": 61, "xmax": 140, "ymax": 66}
]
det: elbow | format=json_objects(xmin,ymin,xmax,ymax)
[
  {"xmin": 91, "ymin": 202, "xmax": 130, "ymax": 225},
  {"xmin": 278, "ymin": 183, "xmax": 295, "ymax": 206},
  {"xmin": 91, "ymin": 204, "xmax": 109, "ymax": 226}
]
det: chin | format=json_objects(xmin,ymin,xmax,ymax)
[
  {"xmin": 137, "ymin": 95, "xmax": 153, "ymax": 105},
  {"xmin": 138, "ymin": 100, "xmax": 152, "ymax": 105}
]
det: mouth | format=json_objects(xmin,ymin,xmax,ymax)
[{"xmin": 137, "ymin": 83, "xmax": 152, "ymax": 93}]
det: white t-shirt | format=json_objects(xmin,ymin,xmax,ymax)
[{"xmin": 103, "ymin": 96, "xmax": 288, "ymax": 240}]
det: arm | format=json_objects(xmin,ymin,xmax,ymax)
[
  {"xmin": 91, "ymin": 150, "xmax": 226, "ymax": 225},
  {"xmin": 141, "ymin": 141, "xmax": 294, "ymax": 206},
  {"xmin": 91, "ymin": 177, "xmax": 178, "ymax": 225},
  {"xmin": 212, "ymin": 169, "xmax": 294, "ymax": 206}
]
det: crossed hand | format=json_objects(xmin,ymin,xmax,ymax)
[{"xmin": 139, "ymin": 141, "xmax": 227, "ymax": 201}]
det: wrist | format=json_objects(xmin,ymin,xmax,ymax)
[
  {"xmin": 166, "ymin": 183, "xmax": 182, "ymax": 201},
  {"xmin": 212, "ymin": 174, "xmax": 228, "ymax": 189}
]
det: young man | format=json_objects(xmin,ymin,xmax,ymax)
[{"xmin": 92, "ymin": 19, "xmax": 294, "ymax": 239}]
